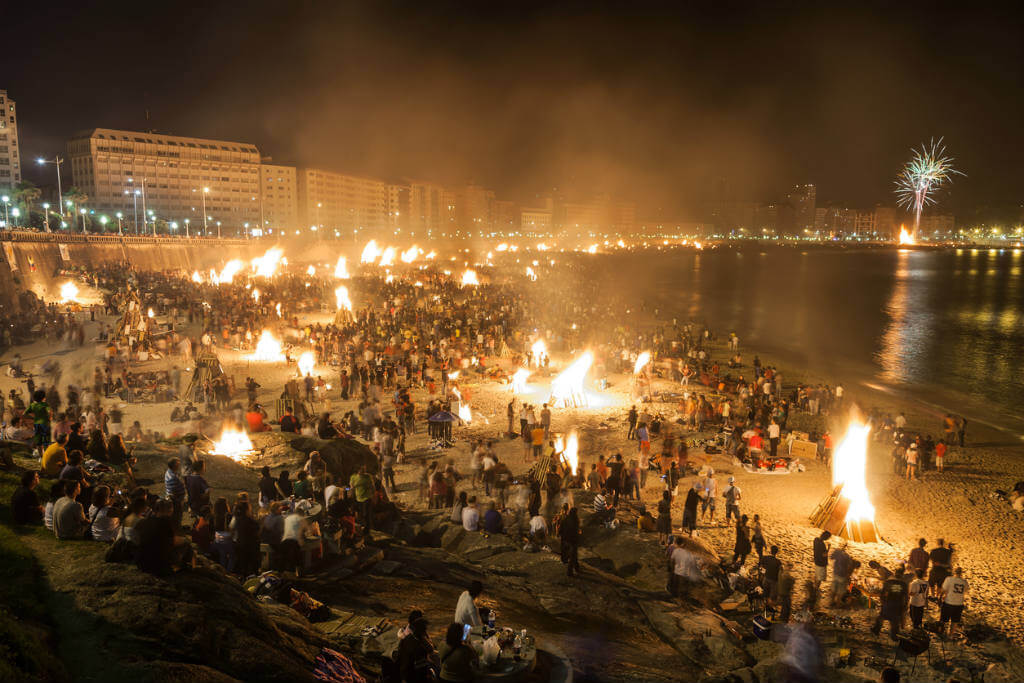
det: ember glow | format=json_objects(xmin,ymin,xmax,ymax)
[
  {"xmin": 550, "ymin": 351, "xmax": 593, "ymax": 408},
  {"xmin": 511, "ymin": 367, "xmax": 532, "ymax": 394},
  {"xmin": 252, "ymin": 248, "xmax": 283, "ymax": 278},
  {"xmin": 334, "ymin": 256, "xmax": 350, "ymax": 279},
  {"xmin": 250, "ymin": 330, "xmax": 285, "ymax": 361},
  {"xmin": 334, "ymin": 285, "xmax": 353, "ymax": 311},
  {"xmin": 461, "ymin": 269, "xmax": 480, "ymax": 286},
  {"xmin": 360, "ymin": 240, "xmax": 382, "ymax": 264},
  {"xmin": 59, "ymin": 281, "xmax": 80, "ymax": 303},
  {"xmin": 634, "ymin": 351, "xmax": 651, "ymax": 374},
  {"xmin": 209, "ymin": 427, "xmax": 255, "ymax": 463},
  {"xmin": 297, "ymin": 351, "xmax": 316, "ymax": 377},
  {"xmin": 832, "ymin": 421, "xmax": 875, "ymax": 526}
]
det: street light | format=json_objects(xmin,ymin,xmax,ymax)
[
  {"xmin": 1, "ymin": 195, "xmax": 9, "ymax": 227},
  {"xmin": 36, "ymin": 156, "xmax": 64, "ymax": 217},
  {"xmin": 216, "ymin": 220, "xmax": 221, "ymax": 239},
  {"xmin": 201, "ymin": 187, "xmax": 210, "ymax": 234},
  {"xmin": 79, "ymin": 207, "xmax": 87, "ymax": 233},
  {"xmin": 115, "ymin": 212, "xmax": 123, "ymax": 235},
  {"xmin": 184, "ymin": 218, "xmax": 190, "ymax": 237},
  {"xmin": 99, "ymin": 215, "xmax": 108, "ymax": 232},
  {"xmin": 42, "ymin": 202, "xmax": 50, "ymax": 231},
  {"xmin": 11, "ymin": 207, "xmax": 20, "ymax": 227}
]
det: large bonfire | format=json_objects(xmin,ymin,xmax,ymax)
[{"xmin": 810, "ymin": 419, "xmax": 879, "ymax": 542}]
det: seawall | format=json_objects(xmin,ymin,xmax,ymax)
[{"xmin": 0, "ymin": 231, "xmax": 270, "ymax": 311}]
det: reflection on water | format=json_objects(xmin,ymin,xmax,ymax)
[{"xmin": 603, "ymin": 248, "xmax": 1024, "ymax": 427}]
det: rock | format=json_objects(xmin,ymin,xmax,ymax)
[
  {"xmin": 457, "ymin": 532, "xmax": 517, "ymax": 562},
  {"xmin": 638, "ymin": 600, "xmax": 754, "ymax": 672},
  {"xmin": 441, "ymin": 525, "xmax": 467, "ymax": 551},
  {"xmin": 246, "ymin": 432, "xmax": 377, "ymax": 481}
]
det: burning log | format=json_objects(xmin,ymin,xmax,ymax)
[{"xmin": 809, "ymin": 421, "xmax": 879, "ymax": 543}]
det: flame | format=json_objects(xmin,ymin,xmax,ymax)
[
  {"xmin": 694, "ymin": 241, "xmax": 704, "ymax": 250},
  {"xmin": 496, "ymin": 243, "xmax": 509, "ymax": 252},
  {"xmin": 250, "ymin": 330, "xmax": 285, "ymax": 361},
  {"xmin": 425, "ymin": 251, "xmax": 437, "ymax": 260},
  {"xmin": 525, "ymin": 266, "xmax": 537, "ymax": 281},
  {"xmin": 557, "ymin": 430, "xmax": 580, "ymax": 475},
  {"xmin": 251, "ymin": 248, "xmax": 283, "ymax": 278},
  {"xmin": 634, "ymin": 351, "xmax": 651, "ymax": 374},
  {"xmin": 379, "ymin": 246, "xmax": 396, "ymax": 267},
  {"xmin": 334, "ymin": 285, "xmax": 353, "ymax": 311},
  {"xmin": 306, "ymin": 265, "xmax": 316, "ymax": 276},
  {"xmin": 59, "ymin": 281, "xmax": 80, "ymax": 303},
  {"xmin": 537, "ymin": 242, "xmax": 549, "ymax": 251},
  {"xmin": 209, "ymin": 427, "xmax": 254, "ymax": 463},
  {"xmin": 617, "ymin": 239, "xmax": 626, "ymax": 247},
  {"xmin": 334, "ymin": 256, "xmax": 350, "ymax": 279},
  {"xmin": 212, "ymin": 259, "xmax": 245, "ymax": 285},
  {"xmin": 361, "ymin": 239, "xmax": 382, "ymax": 263},
  {"xmin": 448, "ymin": 370, "xmax": 460, "ymax": 380},
  {"xmin": 832, "ymin": 421, "xmax": 875, "ymax": 524},
  {"xmin": 147, "ymin": 308, "xmax": 155, "ymax": 318},
  {"xmin": 550, "ymin": 351, "xmax": 593, "ymax": 408},
  {"xmin": 252, "ymin": 288, "xmax": 260, "ymax": 303},
  {"xmin": 511, "ymin": 367, "xmax": 531, "ymax": 394},
  {"xmin": 297, "ymin": 351, "xmax": 316, "ymax": 377},
  {"xmin": 458, "ymin": 401, "xmax": 473, "ymax": 423},
  {"xmin": 530, "ymin": 340, "xmax": 547, "ymax": 363},
  {"xmin": 586, "ymin": 244, "xmax": 598, "ymax": 254},
  {"xmin": 461, "ymin": 269, "xmax": 480, "ymax": 286},
  {"xmin": 898, "ymin": 225, "xmax": 916, "ymax": 246},
  {"xmin": 400, "ymin": 245, "xmax": 420, "ymax": 263},
  {"xmin": 191, "ymin": 271, "xmax": 203, "ymax": 283},
  {"xmin": 385, "ymin": 273, "xmax": 394, "ymax": 283}
]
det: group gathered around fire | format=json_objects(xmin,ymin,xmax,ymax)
[{"xmin": 4, "ymin": 256, "xmax": 978, "ymax": 681}]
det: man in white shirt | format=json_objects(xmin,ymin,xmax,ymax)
[
  {"xmin": 908, "ymin": 569, "xmax": 929, "ymax": 629},
  {"xmin": 461, "ymin": 497, "xmax": 480, "ymax": 531},
  {"xmin": 324, "ymin": 477, "xmax": 341, "ymax": 508},
  {"xmin": 669, "ymin": 536, "xmax": 702, "ymax": 595},
  {"xmin": 454, "ymin": 581, "xmax": 484, "ymax": 631},
  {"xmin": 768, "ymin": 420, "xmax": 781, "ymax": 458},
  {"xmin": 940, "ymin": 567, "xmax": 968, "ymax": 636},
  {"xmin": 701, "ymin": 471, "xmax": 718, "ymax": 524},
  {"xmin": 528, "ymin": 514, "xmax": 548, "ymax": 541},
  {"xmin": 722, "ymin": 476, "xmax": 741, "ymax": 523}
]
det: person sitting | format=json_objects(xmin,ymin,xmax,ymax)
[
  {"xmin": 592, "ymin": 487, "xmax": 616, "ymax": 524},
  {"xmin": 107, "ymin": 434, "xmax": 130, "ymax": 466},
  {"xmin": 86, "ymin": 428, "xmax": 109, "ymax": 462},
  {"xmin": 396, "ymin": 617, "xmax": 439, "ymax": 683},
  {"xmin": 11, "ymin": 470, "xmax": 44, "ymax": 524},
  {"xmin": 438, "ymin": 622, "xmax": 479, "ymax": 683},
  {"xmin": 87, "ymin": 485, "xmax": 123, "ymax": 542},
  {"xmin": 292, "ymin": 470, "xmax": 313, "ymax": 499},
  {"xmin": 41, "ymin": 434, "xmax": 68, "ymax": 477},
  {"xmin": 482, "ymin": 501, "xmax": 504, "ymax": 534},
  {"xmin": 134, "ymin": 499, "xmax": 193, "ymax": 576},
  {"xmin": 454, "ymin": 581, "xmax": 484, "ymax": 632},
  {"xmin": 279, "ymin": 406, "xmax": 300, "ymax": 433},
  {"xmin": 461, "ymin": 496, "xmax": 480, "ymax": 532},
  {"xmin": 316, "ymin": 412, "xmax": 339, "ymax": 439},
  {"xmin": 245, "ymin": 404, "xmax": 271, "ymax": 432},
  {"xmin": 44, "ymin": 480, "xmax": 65, "ymax": 531},
  {"xmin": 53, "ymin": 480, "xmax": 90, "ymax": 539},
  {"xmin": 184, "ymin": 459, "xmax": 211, "ymax": 517}
]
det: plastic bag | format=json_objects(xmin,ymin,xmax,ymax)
[{"xmin": 481, "ymin": 636, "xmax": 501, "ymax": 665}]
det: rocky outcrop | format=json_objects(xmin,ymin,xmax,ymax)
[
  {"xmin": 31, "ymin": 540, "xmax": 329, "ymax": 683},
  {"xmin": 248, "ymin": 431, "xmax": 378, "ymax": 481}
]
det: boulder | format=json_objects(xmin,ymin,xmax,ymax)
[
  {"xmin": 247, "ymin": 432, "xmax": 377, "ymax": 481},
  {"xmin": 441, "ymin": 525, "xmax": 467, "ymax": 552}
]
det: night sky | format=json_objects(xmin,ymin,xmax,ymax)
[{"xmin": 6, "ymin": 2, "xmax": 1023, "ymax": 218}]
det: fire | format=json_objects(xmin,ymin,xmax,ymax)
[
  {"xmin": 898, "ymin": 225, "xmax": 916, "ymax": 246},
  {"xmin": 586, "ymin": 244, "xmax": 598, "ymax": 254},
  {"xmin": 250, "ymin": 330, "xmax": 285, "ymax": 361},
  {"xmin": 511, "ymin": 367, "xmax": 531, "ymax": 394},
  {"xmin": 275, "ymin": 303, "xmax": 282, "ymax": 317},
  {"xmin": 334, "ymin": 285, "xmax": 353, "ymax": 311},
  {"xmin": 306, "ymin": 265, "xmax": 316, "ymax": 276},
  {"xmin": 334, "ymin": 256, "xmax": 350, "ymax": 279},
  {"xmin": 401, "ymin": 245, "xmax": 420, "ymax": 263},
  {"xmin": 537, "ymin": 242, "xmax": 549, "ymax": 251},
  {"xmin": 59, "ymin": 281, "xmax": 80, "ymax": 303},
  {"xmin": 550, "ymin": 351, "xmax": 593, "ymax": 408},
  {"xmin": 297, "ymin": 351, "xmax": 316, "ymax": 377},
  {"xmin": 530, "ymin": 340, "xmax": 547, "ymax": 364},
  {"xmin": 209, "ymin": 427, "xmax": 254, "ymax": 463},
  {"xmin": 617, "ymin": 239, "xmax": 626, "ymax": 248},
  {"xmin": 448, "ymin": 370, "xmax": 460, "ymax": 380},
  {"xmin": 379, "ymin": 246, "xmax": 396, "ymax": 267},
  {"xmin": 252, "ymin": 288, "xmax": 260, "ymax": 303},
  {"xmin": 458, "ymin": 401, "xmax": 473, "ymax": 423},
  {"xmin": 191, "ymin": 271, "xmax": 203, "ymax": 283},
  {"xmin": 832, "ymin": 421, "xmax": 875, "ymax": 525},
  {"xmin": 557, "ymin": 430, "xmax": 580, "ymax": 475},
  {"xmin": 496, "ymin": 243, "xmax": 509, "ymax": 252},
  {"xmin": 425, "ymin": 251, "xmax": 437, "ymax": 260},
  {"xmin": 213, "ymin": 259, "xmax": 245, "ymax": 284},
  {"xmin": 525, "ymin": 266, "xmax": 537, "ymax": 281},
  {"xmin": 461, "ymin": 269, "xmax": 480, "ymax": 286},
  {"xmin": 361, "ymin": 240, "xmax": 382, "ymax": 263},
  {"xmin": 385, "ymin": 273, "xmax": 394, "ymax": 283},
  {"xmin": 252, "ymin": 248, "xmax": 283, "ymax": 278},
  {"xmin": 147, "ymin": 308, "xmax": 155, "ymax": 318},
  {"xmin": 634, "ymin": 351, "xmax": 651, "ymax": 374},
  {"xmin": 694, "ymin": 241, "xmax": 704, "ymax": 250}
]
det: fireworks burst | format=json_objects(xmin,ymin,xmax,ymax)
[{"xmin": 894, "ymin": 138, "xmax": 963, "ymax": 240}]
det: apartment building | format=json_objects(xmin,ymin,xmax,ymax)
[{"xmin": 0, "ymin": 89, "xmax": 22, "ymax": 192}]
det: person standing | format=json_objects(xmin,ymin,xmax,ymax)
[
  {"xmin": 812, "ymin": 530, "xmax": 831, "ymax": 591},
  {"xmin": 656, "ymin": 490, "xmax": 672, "ymax": 544},
  {"xmin": 732, "ymin": 514, "xmax": 752, "ymax": 566},
  {"xmin": 164, "ymin": 457, "xmax": 186, "ymax": 527},
  {"xmin": 768, "ymin": 419, "xmax": 781, "ymax": 459},
  {"xmin": 777, "ymin": 562, "xmax": 796, "ymax": 623},
  {"xmin": 700, "ymin": 470, "xmax": 718, "ymax": 525},
  {"xmin": 540, "ymin": 403, "xmax": 552, "ymax": 440},
  {"xmin": 872, "ymin": 566, "xmax": 909, "ymax": 639},
  {"xmin": 682, "ymin": 482, "xmax": 700, "ymax": 535},
  {"xmin": 560, "ymin": 507, "xmax": 581, "ymax": 577},
  {"xmin": 940, "ymin": 567, "xmax": 968, "ymax": 637},
  {"xmin": 627, "ymin": 405, "xmax": 638, "ymax": 440},
  {"xmin": 27, "ymin": 390, "xmax": 52, "ymax": 456},
  {"xmin": 723, "ymin": 476, "xmax": 741, "ymax": 523},
  {"xmin": 908, "ymin": 569, "xmax": 929, "ymax": 629}
]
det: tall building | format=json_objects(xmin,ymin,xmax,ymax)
[
  {"xmin": 0, "ymin": 89, "xmax": 22, "ymax": 193},
  {"xmin": 874, "ymin": 206, "xmax": 900, "ymax": 237},
  {"xmin": 296, "ymin": 169, "xmax": 393, "ymax": 238},
  {"xmin": 405, "ymin": 180, "xmax": 447, "ymax": 237},
  {"xmin": 66, "ymin": 128, "xmax": 261, "ymax": 233},
  {"xmin": 786, "ymin": 184, "xmax": 816, "ymax": 234},
  {"xmin": 454, "ymin": 183, "xmax": 495, "ymax": 235},
  {"xmin": 492, "ymin": 200, "xmax": 518, "ymax": 233},
  {"xmin": 259, "ymin": 162, "xmax": 298, "ymax": 232}
]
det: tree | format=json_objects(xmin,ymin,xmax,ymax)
[
  {"xmin": 62, "ymin": 187, "xmax": 88, "ymax": 231},
  {"xmin": 13, "ymin": 181, "xmax": 41, "ymax": 229}
]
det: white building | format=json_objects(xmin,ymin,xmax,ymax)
[{"xmin": 0, "ymin": 89, "xmax": 22, "ymax": 193}]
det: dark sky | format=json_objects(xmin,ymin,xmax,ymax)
[{"xmin": 6, "ymin": 1, "xmax": 1023, "ymax": 218}]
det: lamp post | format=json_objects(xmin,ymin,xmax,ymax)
[
  {"xmin": 99, "ymin": 215, "xmax": 108, "ymax": 233},
  {"xmin": 11, "ymin": 207, "xmax": 20, "ymax": 227},
  {"xmin": 36, "ymin": 156, "xmax": 64, "ymax": 217},
  {"xmin": 170, "ymin": 221, "xmax": 178, "ymax": 236},
  {"xmin": 184, "ymin": 218, "xmax": 190, "ymax": 238},
  {"xmin": 216, "ymin": 220, "xmax": 221, "ymax": 239},
  {"xmin": 116, "ymin": 212, "xmax": 123, "ymax": 235},
  {"xmin": 1, "ymin": 195, "xmax": 9, "ymax": 227},
  {"xmin": 147, "ymin": 210, "xmax": 155, "ymax": 236},
  {"xmin": 42, "ymin": 202, "xmax": 50, "ymax": 231},
  {"xmin": 79, "ymin": 208, "xmax": 87, "ymax": 233},
  {"xmin": 201, "ymin": 187, "xmax": 209, "ymax": 234}
]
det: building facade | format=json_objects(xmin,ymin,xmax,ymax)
[
  {"xmin": 0, "ymin": 89, "xmax": 22, "ymax": 193},
  {"xmin": 259, "ymin": 163, "xmax": 298, "ymax": 232},
  {"xmin": 296, "ymin": 168, "xmax": 393, "ymax": 238},
  {"xmin": 786, "ymin": 184, "xmax": 816, "ymax": 234},
  {"xmin": 65, "ymin": 128, "xmax": 261, "ymax": 234}
]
